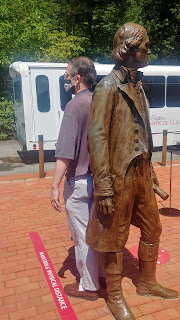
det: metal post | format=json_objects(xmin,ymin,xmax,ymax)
[
  {"xmin": 162, "ymin": 130, "xmax": 167, "ymax": 166},
  {"xmin": 169, "ymin": 147, "xmax": 173, "ymax": 211},
  {"xmin": 38, "ymin": 135, "xmax": 45, "ymax": 178}
]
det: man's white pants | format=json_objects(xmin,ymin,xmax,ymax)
[{"xmin": 63, "ymin": 176, "xmax": 103, "ymax": 291}]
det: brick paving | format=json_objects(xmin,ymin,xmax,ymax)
[{"xmin": 0, "ymin": 161, "xmax": 180, "ymax": 320}]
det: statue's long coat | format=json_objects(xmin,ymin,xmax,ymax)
[{"xmin": 86, "ymin": 65, "xmax": 155, "ymax": 252}]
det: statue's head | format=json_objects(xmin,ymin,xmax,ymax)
[{"xmin": 112, "ymin": 23, "xmax": 151, "ymax": 69}]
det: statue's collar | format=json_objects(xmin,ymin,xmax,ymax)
[{"xmin": 112, "ymin": 64, "xmax": 143, "ymax": 84}]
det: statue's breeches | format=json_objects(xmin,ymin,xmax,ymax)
[{"xmin": 86, "ymin": 155, "xmax": 162, "ymax": 252}]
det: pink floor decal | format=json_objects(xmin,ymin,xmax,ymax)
[
  {"xmin": 30, "ymin": 232, "xmax": 77, "ymax": 320},
  {"xmin": 129, "ymin": 245, "xmax": 170, "ymax": 265}
]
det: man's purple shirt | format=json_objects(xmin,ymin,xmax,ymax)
[{"xmin": 55, "ymin": 89, "xmax": 93, "ymax": 178}]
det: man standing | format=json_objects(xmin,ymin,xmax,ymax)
[
  {"xmin": 51, "ymin": 56, "xmax": 101, "ymax": 300},
  {"xmin": 86, "ymin": 23, "xmax": 179, "ymax": 319}
]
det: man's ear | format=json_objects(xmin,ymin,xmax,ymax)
[{"xmin": 76, "ymin": 74, "xmax": 81, "ymax": 82}]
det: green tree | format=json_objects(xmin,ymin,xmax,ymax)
[
  {"xmin": 0, "ymin": 0, "xmax": 86, "ymax": 139},
  {"xmin": 120, "ymin": 0, "xmax": 180, "ymax": 64},
  {"xmin": 58, "ymin": 0, "xmax": 180, "ymax": 64},
  {"xmin": 0, "ymin": 98, "xmax": 15, "ymax": 140},
  {"xmin": 0, "ymin": 0, "xmax": 85, "ymax": 98}
]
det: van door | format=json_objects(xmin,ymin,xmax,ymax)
[{"xmin": 30, "ymin": 68, "xmax": 60, "ymax": 142}]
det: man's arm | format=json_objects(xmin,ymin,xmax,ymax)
[
  {"xmin": 51, "ymin": 158, "xmax": 70, "ymax": 212},
  {"xmin": 51, "ymin": 102, "xmax": 79, "ymax": 212}
]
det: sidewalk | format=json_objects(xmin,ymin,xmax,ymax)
[{"xmin": 0, "ymin": 161, "xmax": 180, "ymax": 320}]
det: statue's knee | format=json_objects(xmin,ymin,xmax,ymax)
[{"xmin": 141, "ymin": 223, "xmax": 162, "ymax": 244}]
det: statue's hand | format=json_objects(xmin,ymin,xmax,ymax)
[{"xmin": 98, "ymin": 196, "xmax": 114, "ymax": 216}]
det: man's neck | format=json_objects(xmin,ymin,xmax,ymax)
[{"xmin": 75, "ymin": 83, "xmax": 89, "ymax": 95}]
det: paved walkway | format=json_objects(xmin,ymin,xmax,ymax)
[{"xmin": 0, "ymin": 161, "xmax": 180, "ymax": 320}]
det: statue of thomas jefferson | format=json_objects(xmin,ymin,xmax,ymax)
[{"xmin": 86, "ymin": 23, "xmax": 179, "ymax": 320}]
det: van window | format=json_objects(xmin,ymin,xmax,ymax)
[
  {"xmin": 167, "ymin": 76, "xmax": 180, "ymax": 107},
  {"xmin": 36, "ymin": 75, "xmax": 50, "ymax": 112},
  {"xmin": 59, "ymin": 76, "xmax": 72, "ymax": 111},
  {"xmin": 96, "ymin": 75, "xmax": 105, "ymax": 83},
  {"xmin": 90, "ymin": 75, "xmax": 105, "ymax": 91},
  {"xmin": 14, "ymin": 75, "xmax": 22, "ymax": 104},
  {"xmin": 142, "ymin": 76, "xmax": 165, "ymax": 108}
]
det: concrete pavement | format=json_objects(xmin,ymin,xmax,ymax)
[
  {"xmin": 0, "ymin": 140, "xmax": 56, "ymax": 177},
  {"xmin": 1, "ymin": 139, "xmax": 180, "ymax": 177}
]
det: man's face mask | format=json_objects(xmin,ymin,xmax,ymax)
[{"xmin": 64, "ymin": 73, "xmax": 77, "ymax": 94}]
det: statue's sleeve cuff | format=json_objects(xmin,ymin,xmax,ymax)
[{"xmin": 93, "ymin": 175, "xmax": 116, "ymax": 196}]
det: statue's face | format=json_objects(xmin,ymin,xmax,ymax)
[{"xmin": 134, "ymin": 34, "xmax": 151, "ymax": 68}]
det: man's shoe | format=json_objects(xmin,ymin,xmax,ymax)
[{"xmin": 64, "ymin": 283, "xmax": 98, "ymax": 301}]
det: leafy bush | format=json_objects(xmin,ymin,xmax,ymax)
[{"xmin": 0, "ymin": 98, "xmax": 16, "ymax": 140}]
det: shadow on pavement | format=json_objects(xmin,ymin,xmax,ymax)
[
  {"xmin": 58, "ymin": 246, "xmax": 80, "ymax": 283},
  {"xmin": 57, "ymin": 245, "xmax": 139, "ymax": 303},
  {"xmin": 159, "ymin": 207, "xmax": 180, "ymax": 216}
]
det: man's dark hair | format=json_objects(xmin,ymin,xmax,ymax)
[
  {"xmin": 68, "ymin": 56, "xmax": 97, "ymax": 87},
  {"xmin": 112, "ymin": 23, "xmax": 147, "ymax": 64}
]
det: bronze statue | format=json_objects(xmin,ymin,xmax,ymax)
[{"xmin": 86, "ymin": 23, "xmax": 179, "ymax": 320}]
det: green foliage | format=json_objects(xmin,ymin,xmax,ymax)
[
  {"xmin": 0, "ymin": 0, "xmax": 86, "ymax": 65},
  {"xmin": 0, "ymin": 0, "xmax": 85, "ymax": 97},
  {"xmin": 40, "ymin": 31, "xmax": 86, "ymax": 62},
  {"xmin": 0, "ymin": 0, "xmax": 86, "ymax": 139},
  {"xmin": 58, "ymin": 0, "xmax": 180, "ymax": 64},
  {"xmin": 0, "ymin": 99, "xmax": 16, "ymax": 140}
]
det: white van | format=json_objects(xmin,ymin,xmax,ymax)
[{"xmin": 9, "ymin": 62, "xmax": 180, "ymax": 156}]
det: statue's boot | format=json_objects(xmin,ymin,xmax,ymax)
[
  {"xmin": 105, "ymin": 252, "xmax": 135, "ymax": 320},
  {"xmin": 137, "ymin": 240, "xmax": 179, "ymax": 299}
]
